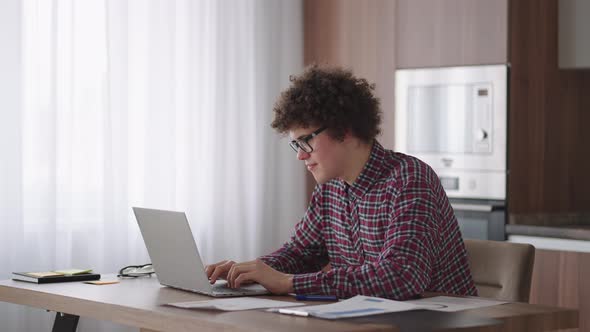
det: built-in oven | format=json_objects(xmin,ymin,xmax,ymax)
[
  {"xmin": 448, "ymin": 199, "xmax": 506, "ymax": 240},
  {"xmin": 395, "ymin": 65, "xmax": 508, "ymax": 241}
]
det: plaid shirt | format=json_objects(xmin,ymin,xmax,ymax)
[{"xmin": 260, "ymin": 141, "xmax": 477, "ymax": 300}]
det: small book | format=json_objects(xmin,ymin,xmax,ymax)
[{"xmin": 12, "ymin": 270, "xmax": 101, "ymax": 284}]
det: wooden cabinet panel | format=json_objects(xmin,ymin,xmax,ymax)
[
  {"xmin": 396, "ymin": 0, "xmax": 508, "ymax": 68},
  {"xmin": 508, "ymin": 0, "xmax": 590, "ymax": 215},
  {"xmin": 529, "ymin": 249, "xmax": 590, "ymax": 331},
  {"xmin": 304, "ymin": 0, "xmax": 396, "ymax": 149},
  {"xmin": 303, "ymin": 0, "xmax": 396, "ymax": 197}
]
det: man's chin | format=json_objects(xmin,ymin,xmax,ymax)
[{"xmin": 312, "ymin": 174, "xmax": 330, "ymax": 185}]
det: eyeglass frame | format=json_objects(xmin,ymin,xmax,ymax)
[
  {"xmin": 117, "ymin": 263, "xmax": 155, "ymax": 278},
  {"xmin": 289, "ymin": 126, "xmax": 328, "ymax": 154}
]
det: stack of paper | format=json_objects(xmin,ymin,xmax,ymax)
[
  {"xmin": 166, "ymin": 295, "xmax": 508, "ymax": 320},
  {"xmin": 406, "ymin": 296, "xmax": 508, "ymax": 312},
  {"xmin": 276, "ymin": 296, "xmax": 421, "ymax": 319},
  {"xmin": 167, "ymin": 298, "xmax": 302, "ymax": 311},
  {"xmin": 277, "ymin": 295, "xmax": 508, "ymax": 319}
]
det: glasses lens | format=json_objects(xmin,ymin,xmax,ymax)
[
  {"xmin": 135, "ymin": 265, "xmax": 155, "ymax": 274},
  {"xmin": 299, "ymin": 141, "xmax": 312, "ymax": 153},
  {"xmin": 119, "ymin": 264, "xmax": 154, "ymax": 277},
  {"xmin": 289, "ymin": 140, "xmax": 312, "ymax": 153},
  {"xmin": 289, "ymin": 141, "xmax": 299, "ymax": 152}
]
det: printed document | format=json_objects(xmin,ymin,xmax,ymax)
[
  {"xmin": 406, "ymin": 296, "xmax": 508, "ymax": 312},
  {"xmin": 276, "ymin": 295, "xmax": 422, "ymax": 319},
  {"xmin": 167, "ymin": 298, "xmax": 302, "ymax": 311}
]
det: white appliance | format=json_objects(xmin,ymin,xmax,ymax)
[
  {"xmin": 395, "ymin": 65, "xmax": 509, "ymax": 241},
  {"xmin": 395, "ymin": 65, "xmax": 508, "ymax": 200}
]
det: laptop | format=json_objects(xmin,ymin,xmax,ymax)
[{"xmin": 132, "ymin": 207, "xmax": 269, "ymax": 297}]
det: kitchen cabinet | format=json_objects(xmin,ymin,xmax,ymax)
[
  {"xmin": 304, "ymin": 0, "xmax": 590, "ymax": 218},
  {"xmin": 396, "ymin": 0, "xmax": 590, "ymax": 217},
  {"xmin": 508, "ymin": 0, "xmax": 590, "ymax": 216},
  {"xmin": 509, "ymin": 235, "xmax": 588, "ymax": 331},
  {"xmin": 529, "ymin": 247, "xmax": 589, "ymax": 331},
  {"xmin": 559, "ymin": 0, "xmax": 590, "ymax": 68},
  {"xmin": 396, "ymin": 0, "xmax": 508, "ymax": 68}
]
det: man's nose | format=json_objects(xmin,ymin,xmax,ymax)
[{"xmin": 297, "ymin": 149, "xmax": 310, "ymax": 160}]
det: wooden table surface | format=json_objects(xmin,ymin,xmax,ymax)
[{"xmin": 0, "ymin": 275, "xmax": 579, "ymax": 332}]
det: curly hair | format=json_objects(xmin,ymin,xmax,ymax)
[{"xmin": 271, "ymin": 65, "xmax": 381, "ymax": 142}]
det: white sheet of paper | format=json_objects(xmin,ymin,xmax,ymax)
[
  {"xmin": 277, "ymin": 295, "xmax": 422, "ymax": 319},
  {"xmin": 406, "ymin": 296, "xmax": 508, "ymax": 312},
  {"xmin": 167, "ymin": 298, "xmax": 302, "ymax": 311}
]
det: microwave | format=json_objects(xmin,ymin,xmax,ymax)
[{"xmin": 395, "ymin": 65, "xmax": 508, "ymax": 201}]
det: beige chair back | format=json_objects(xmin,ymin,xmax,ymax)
[{"xmin": 464, "ymin": 239, "xmax": 535, "ymax": 302}]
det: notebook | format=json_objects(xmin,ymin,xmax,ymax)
[{"xmin": 12, "ymin": 270, "xmax": 100, "ymax": 284}]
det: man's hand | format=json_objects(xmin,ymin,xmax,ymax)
[
  {"xmin": 205, "ymin": 260, "xmax": 236, "ymax": 284},
  {"xmin": 226, "ymin": 259, "xmax": 294, "ymax": 294}
]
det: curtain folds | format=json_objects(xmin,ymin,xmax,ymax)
[{"xmin": 0, "ymin": 0, "xmax": 304, "ymax": 330}]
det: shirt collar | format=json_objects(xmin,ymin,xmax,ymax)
[{"xmin": 340, "ymin": 140, "xmax": 386, "ymax": 201}]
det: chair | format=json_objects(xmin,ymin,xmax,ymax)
[{"xmin": 463, "ymin": 239, "xmax": 535, "ymax": 302}]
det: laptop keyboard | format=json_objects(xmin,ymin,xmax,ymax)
[{"xmin": 212, "ymin": 284, "xmax": 258, "ymax": 294}]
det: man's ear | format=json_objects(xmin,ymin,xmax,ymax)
[
  {"xmin": 342, "ymin": 129, "xmax": 354, "ymax": 142},
  {"xmin": 342, "ymin": 130, "xmax": 365, "ymax": 147}
]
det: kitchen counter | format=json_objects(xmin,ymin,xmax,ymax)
[
  {"xmin": 507, "ymin": 212, "xmax": 590, "ymax": 241},
  {"xmin": 506, "ymin": 213, "xmax": 590, "ymax": 252},
  {"xmin": 506, "ymin": 224, "xmax": 590, "ymax": 241}
]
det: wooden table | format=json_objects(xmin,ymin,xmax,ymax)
[{"xmin": 0, "ymin": 275, "xmax": 578, "ymax": 332}]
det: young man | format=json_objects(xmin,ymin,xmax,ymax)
[{"xmin": 206, "ymin": 66, "xmax": 477, "ymax": 300}]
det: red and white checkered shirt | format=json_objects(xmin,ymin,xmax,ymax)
[{"xmin": 260, "ymin": 141, "xmax": 477, "ymax": 300}]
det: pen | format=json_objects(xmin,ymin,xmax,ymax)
[{"xmin": 295, "ymin": 294, "xmax": 338, "ymax": 301}]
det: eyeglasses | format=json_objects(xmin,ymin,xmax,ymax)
[
  {"xmin": 289, "ymin": 126, "xmax": 327, "ymax": 154},
  {"xmin": 117, "ymin": 263, "xmax": 155, "ymax": 278}
]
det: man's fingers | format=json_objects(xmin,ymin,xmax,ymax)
[
  {"xmin": 205, "ymin": 263, "xmax": 218, "ymax": 277},
  {"xmin": 205, "ymin": 260, "xmax": 227, "ymax": 277},
  {"xmin": 234, "ymin": 272, "xmax": 256, "ymax": 289},
  {"xmin": 227, "ymin": 262, "xmax": 256, "ymax": 288},
  {"xmin": 209, "ymin": 267, "xmax": 224, "ymax": 284},
  {"xmin": 209, "ymin": 260, "xmax": 233, "ymax": 284},
  {"xmin": 227, "ymin": 265, "xmax": 240, "ymax": 288}
]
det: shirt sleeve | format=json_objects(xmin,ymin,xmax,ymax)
[
  {"xmin": 258, "ymin": 186, "xmax": 329, "ymax": 274},
  {"xmin": 291, "ymin": 180, "xmax": 439, "ymax": 300}
]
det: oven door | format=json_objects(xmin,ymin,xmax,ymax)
[{"xmin": 451, "ymin": 200, "xmax": 506, "ymax": 241}]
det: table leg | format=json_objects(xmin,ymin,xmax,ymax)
[{"xmin": 51, "ymin": 312, "xmax": 80, "ymax": 332}]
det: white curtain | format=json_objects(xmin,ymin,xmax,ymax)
[{"xmin": 0, "ymin": 0, "xmax": 305, "ymax": 331}]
